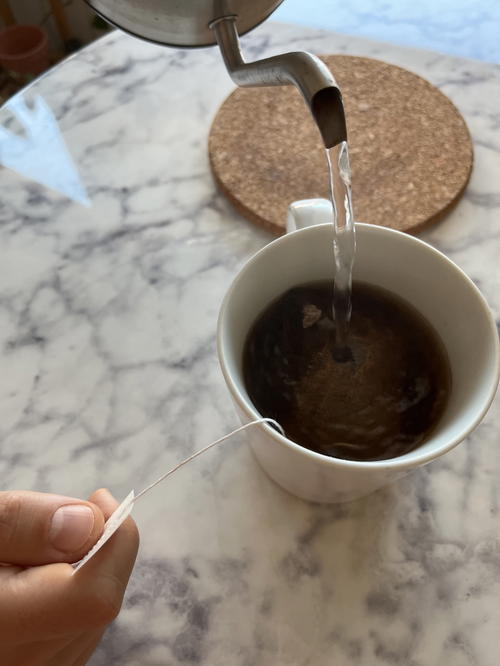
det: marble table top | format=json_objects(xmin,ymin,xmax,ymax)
[
  {"xmin": 1, "ymin": 21, "xmax": 499, "ymax": 666},
  {"xmin": 274, "ymin": 0, "xmax": 500, "ymax": 64}
]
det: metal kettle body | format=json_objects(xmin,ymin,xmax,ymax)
[{"xmin": 86, "ymin": 0, "xmax": 285, "ymax": 48}]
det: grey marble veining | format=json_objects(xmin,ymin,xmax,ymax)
[{"xmin": 0, "ymin": 22, "xmax": 500, "ymax": 665}]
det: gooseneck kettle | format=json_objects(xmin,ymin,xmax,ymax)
[{"xmin": 85, "ymin": 0, "xmax": 347, "ymax": 148}]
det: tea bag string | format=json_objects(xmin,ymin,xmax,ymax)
[
  {"xmin": 72, "ymin": 418, "xmax": 285, "ymax": 574},
  {"xmin": 134, "ymin": 417, "xmax": 284, "ymax": 502}
]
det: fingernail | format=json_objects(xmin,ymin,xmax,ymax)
[{"xmin": 50, "ymin": 505, "xmax": 95, "ymax": 553}]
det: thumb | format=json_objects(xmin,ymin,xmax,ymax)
[{"xmin": 0, "ymin": 491, "xmax": 105, "ymax": 566}]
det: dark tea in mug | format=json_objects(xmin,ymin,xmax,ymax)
[{"xmin": 243, "ymin": 281, "xmax": 451, "ymax": 462}]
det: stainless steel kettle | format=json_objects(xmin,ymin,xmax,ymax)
[{"xmin": 85, "ymin": 0, "xmax": 347, "ymax": 147}]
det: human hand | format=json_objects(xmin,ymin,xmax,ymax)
[{"xmin": 0, "ymin": 488, "xmax": 139, "ymax": 665}]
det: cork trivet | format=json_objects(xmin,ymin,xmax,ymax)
[{"xmin": 209, "ymin": 55, "xmax": 473, "ymax": 235}]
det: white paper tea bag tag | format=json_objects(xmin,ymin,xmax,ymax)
[
  {"xmin": 72, "ymin": 418, "xmax": 284, "ymax": 574},
  {"xmin": 72, "ymin": 490, "xmax": 135, "ymax": 573}
]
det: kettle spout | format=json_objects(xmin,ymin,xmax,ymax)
[{"xmin": 211, "ymin": 16, "xmax": 347, "ymax": 148}]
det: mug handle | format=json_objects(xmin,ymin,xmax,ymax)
[{"xmin": 286, "ymin": 198, "xmax": 333, "ymax": 233}]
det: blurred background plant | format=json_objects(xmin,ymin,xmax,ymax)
[{"xmin": 0, "ymin": 0, "xmax": 106, "ymax": 102}]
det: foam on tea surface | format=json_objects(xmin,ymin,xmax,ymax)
[{"xmin": 243, "ymin": 281, "xmax": 451, "ymax": 462}]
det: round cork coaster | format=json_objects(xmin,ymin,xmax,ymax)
[{"xmin": 209, "ymin": 55, "xmax": 473, "ymax": 235}]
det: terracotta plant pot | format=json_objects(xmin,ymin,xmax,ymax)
[{"xmin": 0, "ymin": 25, "xmax": 50, "ymax": 75}]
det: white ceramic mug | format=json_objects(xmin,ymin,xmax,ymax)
[{"xmin": 217, "ymin": 199, "xmax": 500, "ymax": 503}]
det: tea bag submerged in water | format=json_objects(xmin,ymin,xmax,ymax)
[
  {"xmin": 244, "ymin": 281, "xmax": 451, "ymax": 462},
  {"xmin": 72, "ymin": 418, "xmax": 284, "ymax": 573}
]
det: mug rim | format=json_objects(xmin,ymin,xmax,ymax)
[{"xmin": 217, "ymin": 222, "xmax": 500, "ymax": 471}]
